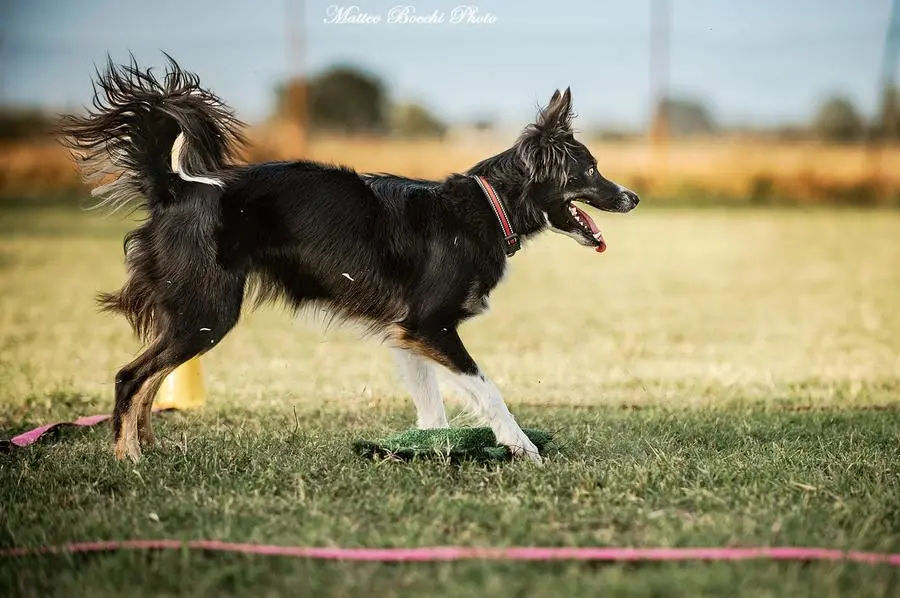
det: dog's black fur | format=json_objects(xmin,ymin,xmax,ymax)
[{"xmin": 60, "ymin": 56, "xmax": 639, "ymax": 461}]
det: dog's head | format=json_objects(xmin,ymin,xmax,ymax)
[{"xmin": 516, "ymin": 88, "xmax": 639, "ymax": 252}]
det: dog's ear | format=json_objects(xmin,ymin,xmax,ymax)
[
  {"xmin": 514, "ymin": 87, "xmax": 575, "ymax": 185},
  {"xmin": 547, "ymin": 89, "xmax": 562, "ymax": 106},
  {"xmin": 537, "ymin": 87, "xmax": 573, "ymax": 133}
]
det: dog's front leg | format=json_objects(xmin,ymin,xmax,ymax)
[
  {"xmin": 447, "ymin": 367, "xmax": 541, "ymax": 463},
  {"xmin": 392, "ymin": 348, "xmax": 449, "ymax": 429},
  {"xmin": 396, "ymin": 327, "xmax": 541, "ymax": 463}
]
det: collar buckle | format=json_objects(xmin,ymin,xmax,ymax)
[{"xmin": 504, "ymin": 233, "xmax": 520, "ymax": 256}]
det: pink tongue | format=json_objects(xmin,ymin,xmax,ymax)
[
  {"xmin": 573, "ymin": 206, "xmax": 599, "ymax": 234},
  {"xmin": 573, "ymin": 205, "xmax": 607, "ymax": 253}
]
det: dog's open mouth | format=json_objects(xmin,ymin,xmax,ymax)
[{"xmin": 567, "ymin": 202, "xmax": 606, "ymax": 253}]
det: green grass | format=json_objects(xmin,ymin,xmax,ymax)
[{"xmin": 1, "ymin": 204, "xmax": 900, "ymax": 597}]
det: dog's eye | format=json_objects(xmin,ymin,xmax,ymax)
[{"xmin": 587, "ymin": 167, "xmax": 595, "ymax": 176}]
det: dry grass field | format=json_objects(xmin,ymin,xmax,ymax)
[
  {"xmin": 1, "ymin": 205, "xmax": 898, "ymax": 420},
  {"xmin": 2, "ymin": 128, "xmax": 899, "ymax": 205},
  {"xmin": 1, "ymin": 202, "xmax": 899, "ymax": 597}
]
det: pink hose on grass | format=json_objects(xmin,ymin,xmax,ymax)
[
  {"xmin": 6, "ymin": 413, "xmax": 899, "ymax": 566},
  {"xmin": 1, "ymin": 540, "xmax": 899, "ymax": 565}
]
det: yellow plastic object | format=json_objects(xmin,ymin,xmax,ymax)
[{"xmin": 154, "ymin": 357, "xmax": 206, "ymax": 410}]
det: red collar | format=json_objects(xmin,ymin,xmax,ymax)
[{"xmin": 473, "ymin": 175, "xmax": 520, "ymax": 257}]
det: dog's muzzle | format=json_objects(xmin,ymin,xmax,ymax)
[{"xmin": 616, "ymin": 189, "xmax": 640, "ymax": 211}]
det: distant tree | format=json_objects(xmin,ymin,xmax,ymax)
[
  {"xmin": 652, "ymin": 96, "xmax": 716, "ymax": 137},
  {"xmin": 0, "ymin": 108, "xmax": 53, "ymax": 141},
  {"xmin": 309, "ymin": 66, "xmax": 387, "ymax": 134},
  {"xmin": 390, "ymin": 102, "xmax": 446, "ymax": 138},
  {"xmin": 878, "ymin": 86, "xmax": 899, "ymax": 140},
  {"xmin": 773, "ymin": 124, "xmax": 811, "ymax": 142},
  {"xmin": 275, "ymin": 66, "xmax": 388, "ymax": 134},
  {"xmin": 813, "ymin": 96, "xmax": 863, "ymax": 143},
  {"xmin": 592, "ymin": 128, "xmax": 637, "ymax": 142}
]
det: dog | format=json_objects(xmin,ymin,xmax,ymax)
[{"xmin": 59, "ymin": 56, "xmax": 639, "ymax": 463}]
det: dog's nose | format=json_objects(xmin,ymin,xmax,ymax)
[{"xmin": 624, "ymin": 190, "xmax": 640, "ymax": 207}]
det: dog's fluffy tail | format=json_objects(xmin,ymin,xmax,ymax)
[
  {"xmin": 59, "ymin": 54, "xmax": 246, "ymax": 214},
  {"xmin": 59, "ymin": 55, "xmax": 246, "ymax": 341}
]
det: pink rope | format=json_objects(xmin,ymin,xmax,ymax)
[
  {"xmin": 8, "ymin": 410, "xmax": 171, "ymax": 448},
  {"xmin": 6, "ymin": 414, "xmax": 899, "ymax": 567},
  {"xmin": 10, "ymin": 414, "xmax": 111, "ymax": 447},
  {"xmin": 2, "ymin": 540, "xmax": 899, "ymax": 564}
]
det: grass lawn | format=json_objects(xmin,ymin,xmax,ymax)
[{"xmin": 1, "ymin": 203, "xmax": 899, "ymax": 597}]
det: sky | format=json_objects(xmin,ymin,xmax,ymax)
[{"xmin": 0, "ymin": 0, "xmax": 894, "ymax": 129}]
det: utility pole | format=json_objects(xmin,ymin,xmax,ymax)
[
  {"xmin": 649, "ymin": 0, "xmax": 671, "ymax": 178},
  {"xmin": 868, "ymin": 0, "xmax": 900, "ymax": 184},
  {"xmin": 285, "ymin": 0, "xmax": 308, "ymax": 157}
]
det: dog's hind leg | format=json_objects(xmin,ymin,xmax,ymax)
[
  {"xmin": 135, "ymin": 368, "xmax": 174, "ymax": 449},
  {"xmin": 113, "ymin": 272, "xmax": 245, "ymax": 461},
  {"xmin": 133, "ymin": 326, "xmax": 166, "ymax": 450},
  {"xmin": 113, "ymin": 339, "xmax": 168, "ymax": 461},
  {"xmin": 394, "ymin": 326, "xmax": 540, "ymax": 463},
  {"xmin": 137, "ymin": 384, "xmax": 157, "ymax": 448},
  {"xmin": 392, "ymin": 348, "xmax": 448, "ymax": 429}
]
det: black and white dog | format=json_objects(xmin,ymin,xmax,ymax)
[{"xmin": 60, "ymin": 57, "xmax": 639, "ymax": 463}]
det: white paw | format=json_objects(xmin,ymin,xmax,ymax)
[{"xmin": 496, "ymin": 427, "xmax": 543, "ymax": 463}]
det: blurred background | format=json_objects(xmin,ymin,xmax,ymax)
[
  {"xmin": 4, "ymin": 6, "xmax": 900, "ymax": 593},
  {"xmin": 1, "ymin": 0, "xmax": 899, "ymax": 205},
  {"xmin": 1, "ymin": 0, "xmax": 899, "ymax": 419}
]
